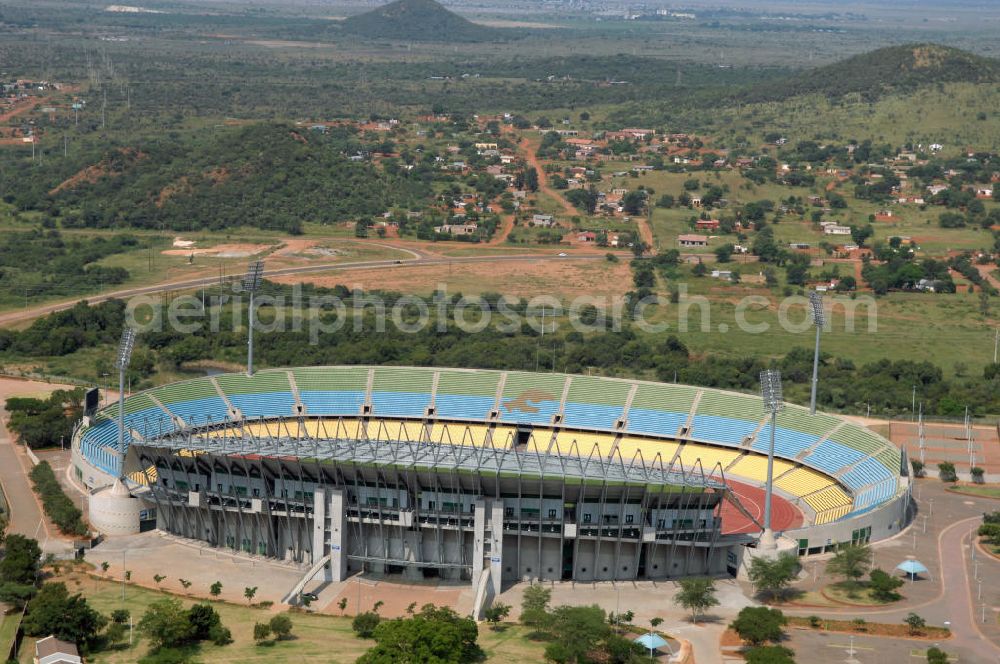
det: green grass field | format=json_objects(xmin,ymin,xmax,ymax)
[{"xmin": 18, "ymin": 571, "xmax": 546, "ymax": 664}]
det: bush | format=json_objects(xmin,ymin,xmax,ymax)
[
  {"xmin": 938, "ymin": 462, "xmax": 957, "ymax": 482},
  {"xmin": 730, "ymin": 607, "xmax": 786, "ymax": 646},
  {"xmin": 927, "ymin": 646, "xmax": 949, "ymax": 663},
  {"xmin": 253, "ymin": 622, "xmax": 271, "ymax": 644},
  {"xmin": 851, "ymin": 618, "xmax": 867, "ymax": 632},
  {"xmin": 868, "ymin": 568, "xmax": 904, "ymax": 602},
  {"xmin": 971, "ymin": 467, "xmax": 985, "ymax": 483},
  {"xmin": 352, "ymin": 611, "xmax": 381, "ymax": 638},
  {"xmin": 807, "ymin": 615, "xmax": 820, "ymax": 628},
  {"xmin": 911, "ymin": 460, "xmax": 925, "ymax": 477},
  {"xmin": 29, "ymin": 462, "xmax": 87, "ymax": 536},
  {"xmin": 744, "ymin": 645, "xmax": 796, "ymax": 664}
]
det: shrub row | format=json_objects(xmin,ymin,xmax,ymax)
[{"xmin": 29, "ymin": 461, "xmax": 87, "ymax": 536}]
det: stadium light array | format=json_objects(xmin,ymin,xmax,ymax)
[
  {"xmin": 115, "ymin": 326, "xmax": 137, "ymax": 478},
  {"xmin": 759, "ymin": 369, "xmax": 783, "ymax": 550},
  {"xmin": 809, "ymin": 291, "xmax": 824, "ymax": 415},
  {"xmin": 243, "ymin": 260, "xmax": 265, "ymax": 376}
]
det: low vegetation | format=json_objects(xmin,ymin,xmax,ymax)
[{"xmin": 29, "ymin": 461, "xmax": 87, "ymax": 536}]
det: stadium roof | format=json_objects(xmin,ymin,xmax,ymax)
[{"xmin": 130, "ymin": 434, "xmax": 729, "ymax": 490}]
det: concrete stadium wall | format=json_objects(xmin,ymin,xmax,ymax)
[
  {"xmin": 70, "ymin": 439, "xmax": 116, "ymax": 491},
  {"xmin": 783, "ymin": 482, "xmax": 912, "ymax": 554}
]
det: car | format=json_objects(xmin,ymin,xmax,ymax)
[
  {"xmin": 394, "ymin": 260, "xmax": 402, "ymax": 264},
  {"xmin": 557, "ymin": 252, "xmax": 568, "ymax": 257},
  {"xmin": 302, "ymin": 592, "xmax": 319, "ymax": 602}
]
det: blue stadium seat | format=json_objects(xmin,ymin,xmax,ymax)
[
  {"xmin": 370, "ymin": 391, "xmax": 431, "ymax": 418},
  {"xmin": 298, "ymin": 390, "xmax": 366, "ymax": 416},
  {"xmin": 561, "ymin": 402, "xmax": 623, "ymax": 430},
  {"xmin": 626, "ymin": 407, "xmax": 686, "ymax": 437},
  {"xmin": 433, "ymin": 394, "xmax": 494, "ymax": 420},
  {"xmin": 690, "ymin": 415, "xmax": 757, "ymax": 447}
]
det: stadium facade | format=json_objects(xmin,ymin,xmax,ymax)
[{"xmin": 73, "ymin": 366, "xmax": 911, "ymax": 593}]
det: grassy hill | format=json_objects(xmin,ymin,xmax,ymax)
[
  {"xmin": 744, "ymin": 43, "xmax": 1000, "ymax": 103},
  {"xmin": 341, "ymin": 0, "xmax": 501, "ymax": 42}
]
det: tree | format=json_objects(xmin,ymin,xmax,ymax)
[
  {"xmin": 105, "ymin": 621, "xmax": 127, "ymax": 647},
  {"xmin": 22, "ymin": 582, "xmax": 108, "ymax": 652},
  {"xmin": 138, "ymin": 598, "xmax": 194, "ymax": 650},
  {"xmin": 373, "ymin": 600, "xmax": 384, "ymax": 613},
  {"xmin": 209, "ymin": 581, "xmax": 222, "ymax": 597},
  {"xmin": 100, "ymin": 562, "xmax": 110, "ymax": 577},
  {"xmin": 338, "ymin": 597, "xmax": 348, "ymax": 615},
  {"xmin": 244, "ymin": 586, "xmax": 258, "ymax": 605},
  {"xmin": 269, "ymin": 614, "xmax": 293, "ymax": 640},
  {"xmin": 153, "ymin": 574, "xmax": 166, "ymax": 589},
  {"xmin": 730, "ymin": 607, "xmax": 786, "ymax": 647},
  {"xmin": 904, "ymin": 612, "xmax": 926, "ymax": 635},
  {"xmin": 253, "ymin": 622, "xmax": 271, "ymax": 644},
  {"xmin": 747, "ymin": 553, "xmax": 800, "ymax": 601},
  {"xmin": 483, "ymin": 602, "xmax": 510, "ymax": 630},
  {"xmin": 543, "ymin": 605, "xmax": 608, "ymax": 664},
  {"xmin": 352, "ymin": 611, "xmax": 381, "ymax": 638},
  {"xmin": 179, "ymin": 578, "xmax": 192, "ymax": 592},
  {"xmin": 868, "ymin": 568, "xmax": 904, "ymax": 602},
  {"xmin": 356, "ymin": 605, "xmax": 480, "ymax": 664},
  {"xmin": 187, "ymin": 603, "xmax": 222, "ymax": 641},
  {"xmin": 826, "ymin": 544, "xmax": 870, "ymax": 588},
  {"xmin": 674, "ymin": 577, "xmax": 719, "ymax": 622},
  {"xmin": 0, "ymin": 534, "xmax": 41, "ymax": 585},
  {"xmin": 524, "ymin": 167, "xmax": 539, "ymax": 193},
  {"xmin": 714, "ymin": 243, "xmax": 735, "ymax": 263},
  {"xmin": 744, "ymin": 645, "xmax": 796, "ymax": 664},
  {"xmin": 111, "ymin": 608, "xmax": 130, "ymax": 624},
  {"xmin": 521, "ymin": 584, "xmax": 551, "ymax": 627}
]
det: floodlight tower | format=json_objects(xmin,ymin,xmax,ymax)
[
  {"xmin": 759, "ymin": 369, "xmax": 784, "ymax": 550},
  {"xmin": 808, "ymin": 291, "xmax": 824, "ymax": 415},
  {"xmin": 242, "ymin": 260, "xmax": 265, "ymax": 377},
  {"xmin": 114, "ymin": 327, "xmax": 136, "ymax": 478}
]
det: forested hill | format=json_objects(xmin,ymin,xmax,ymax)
[
  {"xmin": 341, "ymin": 0, "xmax": 502, "ymax": 42},
  {"xmin": 0, "ymin": 124, "xmax": 429, "ymax": 233},
  {"xmin": 737, "ymin": 43, "xmax": 1000, "ymax": 103}
]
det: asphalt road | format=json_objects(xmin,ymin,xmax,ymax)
[{"xmin": 0, "ymin": 251, "xmax": 604, "ymax": 328}]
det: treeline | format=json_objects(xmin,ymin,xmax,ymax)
[
  {"xmin": 0, "ymin": 230, "xmax": 142, "ymax": 307},
  {"xmin": 5, "ymin": 389, "xmax": 84, "ymax": 449},
  {"xmin": 2, "ymin": 293, "xmax": 999, "ymax": 418},
  {"xmin": 29, "ymin": 461, "xmax": 87, "ymax": 536}
]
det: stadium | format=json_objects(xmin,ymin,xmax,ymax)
[{"xmin": 72, "ymin": 365, "xmax": 911, "ymax": 604}]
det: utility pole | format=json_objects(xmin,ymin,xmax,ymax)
[{"xmin": 994, "ymin": 328, "xmax": 998, "ymax": 364}]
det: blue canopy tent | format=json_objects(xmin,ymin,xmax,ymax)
[
  {"xmin": 634, "ymin": 632, "xmax": 672, "ymax": 659},
  {"xmin": 896, "ymin": 559, "xmax": 929, "ymax": 580}
]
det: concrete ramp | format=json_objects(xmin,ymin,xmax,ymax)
[{"xmin": 282, "ymin": 553, "xmax": 331, "ymax": 606}]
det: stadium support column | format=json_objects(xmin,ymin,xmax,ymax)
[
  {"xmin": 472, "ymin": 499, "xmax": 504, "ymax": 597},
  {"xmin": 313, "ymin": 488, "xmax": 347, "ymax": 583},
  {"xmin": 808, "ymin": 292, "xmax": 824, "ymax": 415},
  {"xmin": 242, "ymin": 260, "xmax": 264, "ymax": 377},
  {"xmin": 759, "ymin": 370, "xmax": 784, "ymax": 551},
  {"xmin": 114, "ymin": 327, "xmax": 136, "ymax": 479}
]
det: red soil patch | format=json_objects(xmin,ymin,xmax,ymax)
[{"xmin": 49, "ymin": 147, "xmax": 146, "ymax": 195}]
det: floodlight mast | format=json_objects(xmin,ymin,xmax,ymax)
[
  {"xmin": 759, "ymin": 369, "xmax": 784, "ymax": 550},
  {"xmin": 243, "ymin": 260, "xmax": 265, "ymax": 376},
  {"xmin": 114, "ymin": 327, "xmax": 136, "ymax": 479},
  {"xmin": 809, "ymin": 292, "xmax": 824, "ymax": 416}
]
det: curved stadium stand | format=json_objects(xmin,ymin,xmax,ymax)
[{"xmin": 77, "ymin": 366, "xmax": 904, "ymax": 529}]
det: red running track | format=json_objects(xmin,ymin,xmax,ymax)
[{"xmin": 720, "ymin": 479, "xmax": 804, "ymax": 535}]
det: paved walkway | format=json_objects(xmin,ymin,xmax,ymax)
[
  {"xmin": 776, "ymin": 479, "xmax": 1000, "ymax": 662},
  {"xmin": 0, "ymin": 411, "xmax": 74, "ymax": 555}
]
